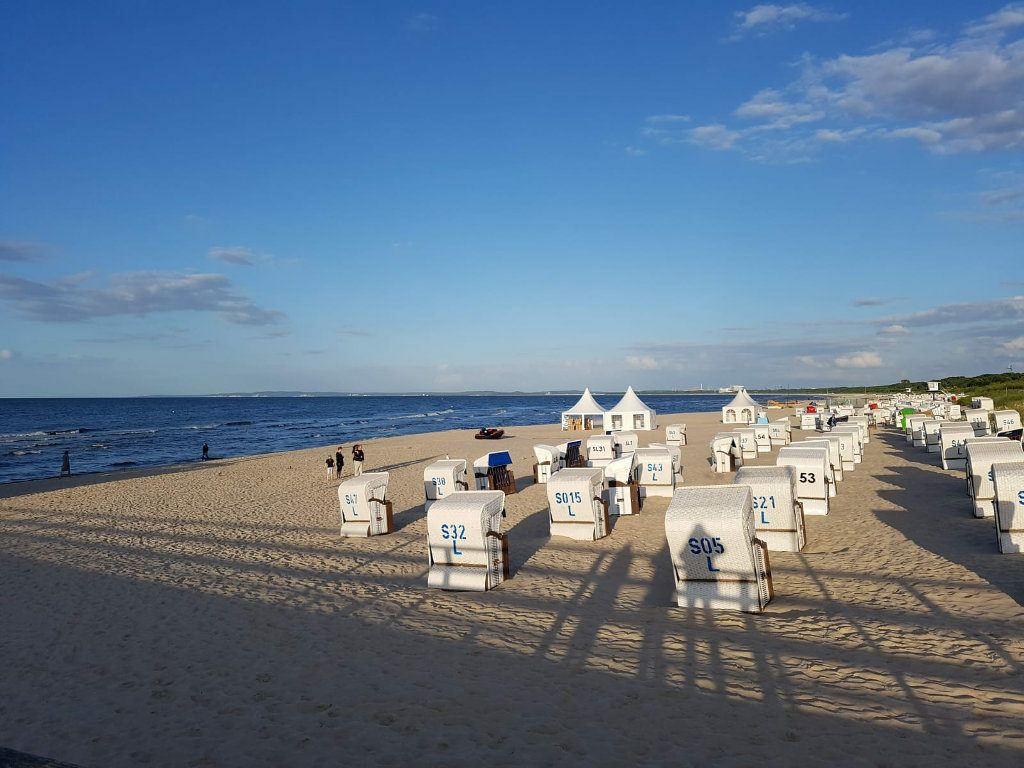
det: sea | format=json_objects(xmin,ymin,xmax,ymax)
[{"xmin": 0, "ymin": 393, "xmax": 793, "ymax": 485}]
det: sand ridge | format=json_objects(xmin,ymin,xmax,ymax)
[{"xmin": 2, "ymin": 410, "xmax": 1024, "ymax": 766}]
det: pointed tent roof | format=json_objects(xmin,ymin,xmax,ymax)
[
  {"xmin": 609, "ymin": 386, "xmax": 654, "ymax": 413},
  {"xmin": 725, "ymin": 388, "xmax": 759, "ymax": 409},
  {"xmin": 563, "ymin": 387, "xmax": 606, "ymax": 415}
]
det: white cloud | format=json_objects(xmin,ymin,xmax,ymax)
[
  {"xmin": 834, "ymin": 350, "xmax": 883, "ymax": 368},
  {"xmin": 797, "ymin": 355, "xmax": 827, "ymax": 367},
  {"xmin": 626, "ymin": 355, "xmax": 660, "ymax": 370},
  {"xmin": 880, "ymin": 324, "xmax": 909, "ymax": 335},
  {"xmin": 624, "ymin": 146, "xmax": 647, "ymax": 157},
  {"xmin": 649, "ymin": 5, "xmax": 1024, "ymax": 160},
  {"xmin": 645, "ymin": 114, "xmax": 691, "ymax": 123},
  {"xmin": 1005, "ymin": 336, "xmax": 1024, "ymax": 350},
  {"xmin": 208, "ymin": 246, "xmax": 255, "ymax": 266},
  {"xmin": 877, "ymin": 296, "xmax": 1024, "ymax": 327},
  {"xmin": 732, "ymin": 4, "xmax": 848, "ymax": 39},
  {"xmin": 0, "ymin": 241, "xmax": 44, "ymax": 262},
  {"xmin": 690, "ymin": 124, "xmax": 742, "ymax": 150},
  {"xmin": 0, "ymin": 271, "xmax": 284, "ymax": 325},
  {"xmin": 0, "ymin": 349, "xmax": 14, "ymax": 360}
]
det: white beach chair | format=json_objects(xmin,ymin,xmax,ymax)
[
  {"xmin": 585, "ymin": 434, "xmax": 618, "ymax": 468},
  {"xmin": 751, "ymin": 423, "xmax": 771, "ymax": 454},
  {"xmin": 734, "ymin": 466, "xmax": 806, "ymax": 552},
  {"xmin": 965, "ymin": 408, "xmax": 992, "ymax": 437},
  {"xmin": 799, "ymin": 413, "xmax": 818, "ymax": 431},
  {"xmin": 948, "ymin": 404, "xmax": 962, "ymax": 420},
  {"xmin": 665, "ymin": 423, "xmax": 687, "ymax": 447},
  {"xmin": 649, "ymin": 442, "xmax": 683, "ymax": 482},
  {"xmin": 710, "ymin": 433, "xmax": 740, "ymax": 473},
  {"xmin": 424, "ymin": 459, "xmax": 468, "ymax": 513},
  {"xmin": 769, "ymin": 420, "xmax": 791, "ymax": 447},
  {"xmin": 612, "ymin": 431, "xmax": 639, "ymax": 455},
  {"xmin": 664, "ymin": 485, "xmax": 774, "ymax": 612},
  {"xmin": 338, "ymin": 472, "xmax": 393, "ymax": 538},
  {"xmin": 603, "ymin": 454, "xmax": 640, "ymax": 516},
  {"xmin": 532, "ymin": 445, "xmax": 562, "ymax": 484},
  {"xmin": 966, "ymin": 441, "xmax": 1024, "ymax": 518},
  {"xmin": 939, "ymin": 423, "xmax": 974, "ymax": 471},
  {"xmin": 426, "ymin": 490, "xmax": 508, "ymax": 591},
  {"xmin": 736, "ymin": 427, "xmax": 759, "ymax": 460},
  {"xmin": 557, "ymin": 440, "xmax": 585, "ymax": 469},
  {"xmin": 829, "ymin": 425, "xmax": 860, "ymax": 471},
  {"xmin": 547, "ymin": 467, "xmax": 610, "ymax": 541},
  {"xmin": 992, "ymin": 462, "xmax": 1024, "ymax": 553},
  {"xmin": 634, "ymin": 446, "xmax": 676, "ymax": 497},
  {"xmin": 922, "ymin": 419, "xmax": 944, "ymax": 453},
  {"xmin": 777, "ymin": 445, "xmax": 831, "ymax": 515},
  {"xmin": 848, "ymin": 415, "xmax": 870, "ymax": 443},
  {"xmin": 993, "ymin": 409, "xmax": 1023, "ymax": 435},
  {"xmin": 907, "ymin": 414, "xmax": 931, "ymax": 448},
  {"xmin": 797, "ymin": 436, "xmax": 843, "ymax": 487},
  {"xmin": 973, "ymin": 396, "xmax": 995, "ymax": 410}
]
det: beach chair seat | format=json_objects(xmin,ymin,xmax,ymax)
[
  {"xmin": 665, "ymin": 423, "xmax": 687, "ymax": 447},
  {"xmin": 634, "ymin": 447, "xmax": 676, "ymax": 497},
  {"xmin": 939, "ymin": 423, "xmax": 974, "ymax": 471},
  {"xmin": 799, "ymin": 413, "xmax": 818, "ymax": 431},
  {"xmin": 664, "ymin": 485, "xmax": 774, "ymax": 612},
  {"xmin": 777, "ymin": 446, "xmax": 831, "ymax": 515},
  {"xmin": 847, "ymin": 416, "xmax": 870, "ymax": 443},
  {"xmin": 424, "ymin": 459, "xmax": 468, "ymax": 512},
  {"xmin": 585, "ymin": 434, "xmax": 617, "ymax": 468},
  {"xmin": 473, "ymin": 451, "xmax": 517, "ymax": 494},
  {"xmin": 532, "ymin": 444, "xmax": 562, "ymax": 484},
  {"xmin": 966, "ymin": 441, "xmax": 1024, "ymax": 518},
  {"xmin": 734, "ymin": 466, "xmax": 805, "ymax": 552},
  {"xmin": 736, "ymin": 427, "xmax": 758, "ymax": 460},
  {"xmin": 427, "ymin": 491, "xmax": 508, "ymax": 591},
  {"xmin": 547, "ymin": 467, "xmax": 609, "ymax": 540},
  {"xmin": 603, "ymin": 454, "xmax": 640, "ymax": 516},
  {"xmin": 907, "ymin": 414, "xmax": 931, "ymax": 448},
  {"xmin": 338, "ymin": 472, "xmax": 393, "ymax": 537},
  {"xmin": 992, "ymin": 462, "xmax": 1024, "ymax": 553}
]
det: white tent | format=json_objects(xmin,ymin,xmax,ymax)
[
  {"xmin": 722, "ymin": 388, "xmax": 760, "ymax": 424},
  {"xmin": 561, "ymin": 387, "xmax": 606, "ymax": 431},
  {"xmin": 606, "ymin": 386, "xmax": 657, "ymax": 431}
]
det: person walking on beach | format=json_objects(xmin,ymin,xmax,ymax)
[
  {"xmin": 352, "ymin": 444, "xmax": 364, "ymax": 476},
  {"xmin": 202, "ymin": 442, "xmax": 209, "ymax": 461},
  {"xmin": 326, "ymin": 455, "xmax": 336, "ymax": 479},
  {"xmin": 60, "ymin": 450, "xmax": 71, "ymax": 477},
  {"xmin": 335, "ymin": 446, "xmax": 345, "ymax": 477}
]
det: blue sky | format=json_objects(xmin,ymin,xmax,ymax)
[{"xmin": 1, "ymin": 1, "xmax": 1022, "ymax": 396}]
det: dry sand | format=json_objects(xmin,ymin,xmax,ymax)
[{"xmin": 2, "ymin": 410, "xmax": 1024, "ymax": 767}]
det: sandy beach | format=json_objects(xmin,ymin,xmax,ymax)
[{"xmin": 2, "ymin": 409, "xmax": 1024, "ymax": 767}]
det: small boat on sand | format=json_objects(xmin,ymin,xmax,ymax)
[{"xmin": 475, "ymin": 427, "xmax": 505, "ymax": 440}]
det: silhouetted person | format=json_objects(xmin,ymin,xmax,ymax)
[
  {"xmin": 202, "ymin": 442, "xmax": 209, "ymax": 461},
  {"xmin": 60, "ymin": 450, "xmax": 71, "ymax": 477},
  {"xmin": 335, "ymin": 447, "xmax": 345, "ymax": 477}
]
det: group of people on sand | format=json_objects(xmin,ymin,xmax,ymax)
[{"xmin": 326, "ymin": 444, "xmax": 364, "ymax": 480}]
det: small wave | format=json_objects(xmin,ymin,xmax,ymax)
[
  {"xmin": 224, "ymin": 421, "xmax": 253, "ymax": 427},
  {"xmin": 109, "ymin": 461, "xmax": 137, "ymax": 467},
  {"xmin": 427, "ymin": 409, "xmax": 454, "ymax": 416},
  {"xmin": 6, "ymin": 449, "xmax": 42, "ymax": 456},
  {"xmin": 311, "ymin": 433, "xmax": 321, "ymax": 438},
  {"xmin": 46, "ymin": 428, "xmax": 91, "ymax": 435},
  {"xmin": 90, "ymin": 444, "xmax": 110, "ymax": 449},
  {"xmin": 112, "ymin": 429, "xmax": 157, "ymax": 436},
  {"xmin": 183, "ymin": 424, "xmax": 219, "ymax": 430},
  {"xmin": 399, "ymin": 413, "xmax": 428, "ymax": 419},
  {"xmin": 0, "ymin": 431, "xmax": 48, "ymax": 440},
  {"xmin": 493, "ymin": 409, "xmax": 506, "ymax": 415}
]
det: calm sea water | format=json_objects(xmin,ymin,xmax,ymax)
[{"xmin": 0, "ymin": 393, "xmax": 789, "ymax": 484}]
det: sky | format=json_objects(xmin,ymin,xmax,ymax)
[{"xmin": 1, "ymin": 1, "xmax": 1022, "ymax": 396}]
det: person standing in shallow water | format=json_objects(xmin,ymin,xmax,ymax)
[
  {"xmin": 60, "ymin": 450, "xmax": 71, "ymax": 477},
  {"xmin": 202, "ymin": 442, "xmax": 209, "ymax": 461},
  {"xmin": 352, "ymin": 444, "xmax": 364, "ymax": 476}
]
